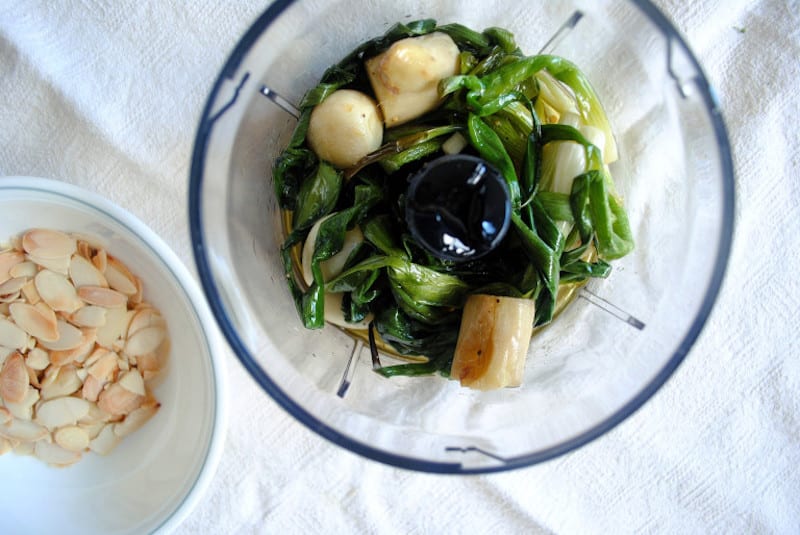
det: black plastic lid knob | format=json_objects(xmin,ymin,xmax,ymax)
[{"xmin": 405, "ymin": 154, "xmax": 512, "ymax": 262}]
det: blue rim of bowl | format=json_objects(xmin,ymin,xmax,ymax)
[
  {"xmin": 188, "ymin": 0, "xmax": 735, "ymax": 474},
  {"xmin": 0, "ymin": 177, "xmax": 228, "ymax": 531}
]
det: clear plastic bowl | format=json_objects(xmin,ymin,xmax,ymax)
[{"xmin": 189, "ymin": 0, "xmax": 734, "ymax": 473}]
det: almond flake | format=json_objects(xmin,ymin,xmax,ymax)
[
  {"xmin": 127, "ymin": 308, "xmax": 165, "ymax": 338},
  {"xmin": 69, "ymin": 305, "xmax": 107, "ymax": 328},
  {"xmin": 130, "ymin": 276, "xmax": 143, "ymax": 305},
  {"xmin": 26, "ymin": 253, "xmax": 71, "ymax": 275},
  {"xmin": 87, "ymin": 350, "xmax": 118, "ymax": 380},
  {"xmin": 0, "ymin": 418, "xmax": 48, "ymax": 442},
  {"xmin": 0, "ymin": 250, "xmax": 25, "ymax": 284},
  {"xmin": 13, "ymin": 440, "xmax": 35, "ymax": 456},
  {"xmin": 35, "ymin": 270, "xmax": 83, "ymax": 313},
  {"xmin": 8, "ymin": 302, "xmax": 58, "ymax": 341},
  {"xmin": 9, "ymin": 261, "xmax": 37, "ymax": 279},
  {"xmin": 97, "ymin": 383, "xmax": 143, "ymax": 417},
  {"xmin": 37, "ymin": 320, "xmax": 83, "ymax": 351},
  {"xmin": 0, "ymin": 437, "xmax": 11, "ymax": 455},
  {"xmin": 89, "ymin": 424, "xmax": 120, "ymax": 455},
  {"xmin": 0, "ymin": 276, "xmax": 28, "ymax": 296},
  {"xmin": 35, "ymin": 396, "xmax": 92, "ymax": 430},
  {"xmin": 69, "ymin": 254, "xmax": 108, "ymax": 288},
  {"xmin": 21, "ymin": 279, "xmax": 41, "ymax": 304},
  {"xmin": 104, "ymin": 257, "xmax": 138, "ymax": 295},
  {"xmin": 79, "ymin": 401, "xmax": 112, "ymax": 425},
  {"xmin": 34, "ymin": 440, "xmax": 82, "ymax": 466},
  {"xmin": 22, "ymin": 229, "xmax": 77, "ymax": 260},
  {"xmin": 96, "ymin": 308, "xmax": 133, "ymax": 349},
  {"xmin": 54, "ymin": 425, "xmax": 90, "ymax": 452},
  {"xmin": 0, "ymin": 318, "xmax": 29, "ymax": 351},
  {"xmin": 91, "ymin": 248, "xmax": 107, "ymax": 273},
  {"xmin": 118, "ymin": 369, "xmax": 145, "ymax": 396},
  {"xmin": 25, "ymin": 347, "xmax": 50, "ymax": 370},
  {"xmin": 40, "ymin": 365, "xmax": 83, "ymax": 400},
  {"xmin": 77, "ymin": 286, "xmax": 127, "ymax": 308},
  {"xmin": 0, "ymin": 352, "xmax": 29, "ymax": 403},
  {"xmin": 49, "ymin": 328, "xmax": 96, "ymax": 366},
  {"xmin": 78, "ymin": 421, "xmax": 105, "ymax": 440},
  {"xmin": 124, "ymin": 326, "xmax": 166, "ymax": 357}
]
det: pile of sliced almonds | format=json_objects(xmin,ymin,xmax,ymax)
[{"xmin": 0, "ymin": 229, "xmax": 168, "ymax": 467}]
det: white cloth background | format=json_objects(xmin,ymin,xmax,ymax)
[{"xmin": 1, "ymin": 0, "xmax": 799, "ymax": 533}]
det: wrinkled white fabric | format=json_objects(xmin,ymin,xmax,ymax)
[{"xmin": 1, "ymin": 0, "xmax": 798, "ymax": 533}]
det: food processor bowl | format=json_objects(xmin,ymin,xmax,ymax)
[{"xmin": 189, "ymin": 0, "xmax": 734, "ymax": 473}]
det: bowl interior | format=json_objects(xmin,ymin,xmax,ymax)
[
  {"xmin": 192, "ymin": 0, "xmax": 732, "ymax": 472},
  {"xmin": 0, "ymin": 178, "xmax": 223, "ymax": 533}
]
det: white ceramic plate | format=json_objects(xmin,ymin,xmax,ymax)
[{"xmin": 0, "ymin": 177, "xmax": 227, "ymax": 534}]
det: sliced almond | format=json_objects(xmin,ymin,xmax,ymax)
[
  {"xmin": 118, "ymin": 369, "xmax": 145, "ymax": 396},
  {"xmin": 0, "ymin": 406, "xmax": 11, "ymax": 424},
  {"xmin": 124, "ymin": 326, "xmax": 166, "ymax": 357},
  {"xmin": 78, "ymin": 420, "xmax": 106, "ymax": 440},
  {"xmin": 54, "ymin": 425, "xmax": 90, "ymax": 452},
  {"xmin": 79, "ymin": 400, "xmax": 113, "ymax": 425},
  {"xmin": 8, "ymin": 302, "xmax": 58, "ymax": 341},
  {"xmin": 21, "ymin": 279, "xmax": 41, "ymax": 304},
  {"xmin": 127, "ymin": 308, "xmax": 165, "ymax": 338},
  {"xmin": 69, "ymin": 305, "xmax": 107, "ymax": 328},
  {"xmin": 39, "ymin": 365, "xmax": 60, "ymax": 390},
  {"xmin": 0, "ymin": 250, "xmax": 25, "ymax": 284},
  {"xmin": 35, "ymin": 396, "xmax": 92, "ymax": 430},
  {"xmin": 0, "ymin": 437, "xmax": 12, "ymax": 455},
  {"xmin": 0, "ymin": 276, "xmax": 28, "ymax": 296},
  {"xmin": 0, "ymin": 291, "xmax": 20, "ymax": 304},
  {"xmin": 9, "ymin": 261, "xmax": 37, "ymax": 279},
  {"xmin": 38, "ymin": 320, "xmax": 83, "ymax": 351},
  {"xmin": 69, "ymin": 254, "xmax": 108, "ymax": 288},
  {"xmin": 113, "ymin": 403, "xmax": 159, "ymax": 438},
  {"xmin": 25, "ymin": 347, "xmax": 50, "ymax": 370},
  {"xmin": 87, "ymin": 350, "xmax": 118, "ymax": 381},
  {"xmin": 40, "ymin": 365, "xmax": 83, "ymax": 400},
  {"xmin": 96, "ymin": 308, "xmax": 133, "ymax": 349},
  {"xmin": 13, "ymin": 440, "xmax": 35, "ymax": 456},
  {"xmin": 104, "ymin": 257, "xmax": 138, "ymax": 295},
  {"xmin": 0, "ymin": 318, "xmax": 29, "ymax": 351},
  {"xmin": 92, "ymin": 248, "xmax": 107, "ymax": 273},
  {"xmin": 49, "ymin": 328, "xmax": 96, "ymax": 366},
  {"xmin": 26, "ymin": 253, "xmax": 71, "ymax": 275},
  {"xmin": 81, "ymin": 375, "xmax": 104, "ymax": 403},
  {"xmin": 76, "ymin": 367, "xmax": 88, "ymax": 381},
  {"xmin": 89, "ymin": 424, "xmax": 119, "ymax": 455},
  {"xmin": 77, "ymin": 286, "xmax": 127, "ymax": 308},
  {"xmin": 76, "ymin": 240, "xmax": 92, "ymax": 261},
  {"xmin": 27, "ymin": 364, "xmax": 40, "ymax": 388},
  {"xmin": 130, "ymin": 276, "xmax": 143, "ymax": 305},
  {"xmin": 0, "ymin": 346, "xmax": 15, "ymax": 366},
  {"xmin": 136, "ymin": 352, "xmax": 160, "ymax": 374},
  {"xmin": 22, "ymin": 229, "xmax": 77, "ymax": 260},
  {"xmin": 0, "ymin": 352, "xmax": 29, "ymax": 403},
  {"xmin": 97, "ymin": 382, "xmax": 143, "ymax": 417},
  {"xmin": 0, "ymin": 417, "xmax": 48, "ymax": 442},
  {"xmin": 35, "ymin": 270, "xmax": 83, "ymax": 313},
  {"xmin": 34, "ymin": 440, "xmax": 82, "ymax": 466}
]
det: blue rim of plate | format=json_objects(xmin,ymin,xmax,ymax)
[
  {"xmin": 188, "ymin": 0, "xmax": 735, "ymax": 474},
  {"xmin": 0, "ymin": 177, "xmax": 228, "ymax": 531}
]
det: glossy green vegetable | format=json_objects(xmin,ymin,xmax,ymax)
[{"xmin": 272, "ymin": 20, "xmax": 634, "ymax": 377}]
